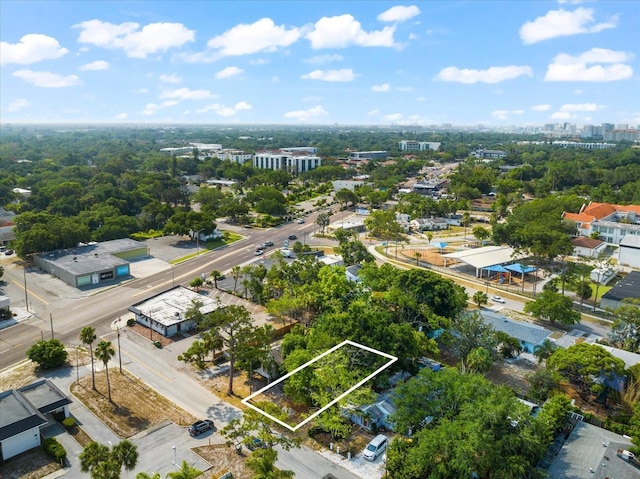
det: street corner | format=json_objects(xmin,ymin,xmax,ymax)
[{"xmin": 110, "ymin": 315, "xmax": 130, "ymax": 331}]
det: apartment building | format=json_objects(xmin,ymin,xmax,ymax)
[
  {"xmin": 398, "ymin": 140, "xmax": 441, "ymax": 152},
  {"xmin": 253, "ymin": 149, "xmax": 322, "ymax": 173},
  {"xmin": 563, "ymin": 202, "xmax": 640, "ymax": 245}
]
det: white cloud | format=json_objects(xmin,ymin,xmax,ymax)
[
  {"xmin": 301, "ymin": 69, "xmax": 356, "ymax": 82},
  {"xmin": 284, "ymin": 105, "xmax": 328, "ymax": 121},
  {"xmin": 250, "ymin": 58, "xmax": 269, "ymax": 65},
  {"xmin": 114, "ymin": 113, "xmax": 128, "ymax": 120},
  {"xmin": 551, "ymin": 111, "xmax": 574, "ymax": 120},
  {"xmin": 1, "ymin": 34, "xmax": 68, "ymax": 65},
  {"xmin": 79, "ymin": 60, "xmax": 109, "ymax": 71},
  {"xmin": 216, "ymin": 66, "xmax": 244, "ymax": 79},
  {"xmin": 377, "ymin": 5, "xmax": 421, "ymax": 23},
  {"xmin": 74, "ymin": 19, "xmax": 194, "ymax": 58},
  {"xmin": 304, "ymin": 54, "xmax": 344, "ymax": 65},
  {"xmin": 306, "ymin": 14, "xmax": 396, "ymax": 49},
  {"xmin": 574, "ymin": 89, "xmax": 584, "ymax": 95},
  {"xmin": 368, "ymin": 109, "xmax": 380, "ymax": 116},
  {"xmin": 435, "ymin": 65, "xmax": 533, "ymax": 84},
  {"xmin": 196, "ymin": 101, "xmax": 252, "ymax": 116},
  {"xmin": 160, "ymin": 88, "xmax": 213, "ymax": 100},
  {"xmin": 519, "ymin": 8, "xmax": 618, "ymax": 45},
  {"xmin": 12, "ymin": 70, "xmax": 80, "ymax": 88},
  {"xmin": 207, "ymin": 18, "xmax": 301, "ymax": 56},
  {"xmin": 395, "ymin": 86, "xmax": 414, "ymax": 92},
  {"xmin": 560, "ymin": 103, "xmax": 604, "ymax": 112},
  {"xmin": 372, "ymin": 83, "xmax": 390, "ymax": 92},
  {"xmin": 532, "ymin": 104, "xmax": 552, "ymax": 111},
  {"xmin": 544, "ymin": 48, "xmax": 633, "ymax": 82},
  {"xmin": 159, "ymin": 74, "xmax": 181, "ymax": 84},
  {"xmin": 142, "ymin": 100, "xmax": 178, "ymax": 115},
  {"xmin": 492, "ymin": 109, "xmax": 524, "ymax": 120},
  {"xmin": 6, "ymin": 98, "xmax": 30, "ymax": 112},
  {"xmin": 384, "ymin": 113, "xmax": 403, "ymax": 121}
]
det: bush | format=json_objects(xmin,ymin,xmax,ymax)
[
  {"xmin": 308, "ymin": 425, "xmax": 324, "ymax": 439},
  {"xmin": 26, "ymin": 339, "xmax": 68, "ymax": 369},
  {"xmin": 127, "ymin": 318, "xmax": 136, "ymax": 327},
  {"xmin": 43, "ymin": 437, "xmax": 66, "ymax": 461},
  {"xmin": 62, "ymin": 417, "xmax": 76, "ymax": 428}
]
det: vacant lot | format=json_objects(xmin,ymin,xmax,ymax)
[
  {"xmin": 71, "ymin": 370, "xmax": 196, "ymax": 438},
  {"xmin": 193, "ymin": 444, "xmax": 252, "ymax": 479}
]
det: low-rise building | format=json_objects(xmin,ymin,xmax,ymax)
[
  {"xmin": 129, "ymin": 285, "xmax": 223, "ymax": 337},
  {"xmin": 253, "ymin": 149, "xmax": 321, "ymax": 173},
  {"xmin": 563, "ymin": 201, "xmax": 640, "ymax": 245},
  {"xmin": 600, "ymin": 271, "xmax": 640, "ymax": 310},
  {"xmin": 0, "ymin": 380, "xmax": 71, "ymax": 461},
  {"xmin": 398, "ymin": 140, "xmax": 441, "ymax": 152},
  {"xmin": 475, "ymin": 310, "xmax": 552, "ymax": 354},
  {"xmin": 348, "ymin": 151, "xmax": 389, "ymax": 160},
  {"xmin": 618, "ymin": 234, "xmax": 640, "ymax": 268},
  {"xmin": 571, "ymin": 236, "xmax": 607, "ymax": 258},
  {"xmin": 470, "ymin": 149, "xmax": 507, "ymax": 159}
]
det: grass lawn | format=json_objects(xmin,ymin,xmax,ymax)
[{"xmin": 170, "ymin": 232, "xmax": 244, "ymax": 265}]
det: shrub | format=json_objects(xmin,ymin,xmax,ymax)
[
  {"xmin": 26, "ymin": 339, "xmax": 68, "ymax": 369},
  {"xmin": 43, "ymin": 437, "xmax": 66, "ymax": 461},
  {"xmin": 127, "ymin": 318, "xmax": 136, "ymax": 327},
  {"xmin": 62, "ymin": 417, "xmax": 76, "ymax": 428}
]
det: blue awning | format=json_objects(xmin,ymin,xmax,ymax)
[
  {"xmin": 485, "ymin": 264, "xmax": 509, "ymax": 273},
  {"xmin": 505, "ymin": 263, "xmax": 536, "ymax": 274},
  {"xmin": 430, "ymin": 241, "xmax": 448, "ymax": 249}
]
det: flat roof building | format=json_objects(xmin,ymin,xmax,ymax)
[
  {"xmin": 34, "ymin": 238, "xmax": 148, "ymax": 289},
  {"xmin": 253, "ymin": 149, "xmax": 322, "ymax": 174},
  {"xmin": 129, "ymin": 286, "xmax": 223, "ymax": 337},
  {"xmin": 398, "ymin": 140, "xmax": 441, "ymax": 151}
]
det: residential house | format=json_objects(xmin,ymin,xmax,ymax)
[
  {"xmin": 546, "ymin": 421, "xmax": 637, "ymax": 479},
  {"xmin": 571, "ymin": 236, "xmax": 607, "ymax": 258},
  {"xmin": 0, "ymin": 380, "xmax": 71, "ymax": 460},
  {"xmin": 618, "ymin": 234, "xmax": 640, "ymax": 268},
  {"xmin": 410, "ymin": 217, "xmax": 449, "ymax": 232},
  {"xmin": 346, "ymin": 392, "xmax": 397, "ymax": 432},
  {"xmin": 600, "ymin": 271, "xmax": 640, "ymax": 310},
  {"xmin": 345, "ymin": 264, "xmax": 362, "ymax": 283},
  {"xmin": 563, "ymin": 201, "xmax": 640, "ymax": 245},
  {"xmin": 476, "ymin": 311, "xmax": 552, "ymax": 354},
  {"xmin": 0, "ymin": 207, "xmax": 16, "ymax": 244}
]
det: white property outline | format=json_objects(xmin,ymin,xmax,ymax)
[{"xmin": 241, "ymin": 339, "xmax": 398, "ymax": 431}]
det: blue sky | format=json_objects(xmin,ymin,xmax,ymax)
[{"xmin": 1, "ymin": 1, "xmax": 638, "ymax": 126}]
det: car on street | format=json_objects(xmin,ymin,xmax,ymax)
[
  {"xmin": 255, "ymin": 250, "xmax": 264, "ymax": 256},
  {"xmin": 245, "ymin": 436, "xmax": 266, "ymax": 450},
  {"xmin": 491, "ymin": 295, "xmax": 506, "ymax": 303},
  {"xmin": 188, "ymin": 419, "xmax": 215, "ymax": 436},
  {"xmin": 4, "ymin": 249, "xmax": 14, "ymax": 256},
  {"xmin": 288, "ymin": 234, "xmax": 297, "ymax": 240},
  {"xmin": 297, "ymin": 218, "xmax": 305, "ymax": 224},
  {"xmin": 263, "ymin": 240, "xmax": 274, "ymax": 247}
]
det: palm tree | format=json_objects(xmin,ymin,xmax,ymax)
[
  {"xmin": 465, "ymin": 347, "xmax": 493, "ymax": 374},
  {"xmin": 210, "ymin": 270, "xmax": 222, "ymax": 289},
  {"xmin": 136, "ymin": 474, "xmax": 160, "ymax": 479},
  {"xmin": 80, "ymin": 326, "xmax": 97, "ymax": 390},
  {"xmin": 246, "ymin": 448, "xmax": 294, "ymax": 479},
  {"xmin": 166, "ymin": 460, "xmax": 202, "ymax": 479},
  {"xmin": 414, "ymin": 251, "xmax": 422, "ymax": 266},
  {"xmin": 112, "ymin": 440, "xmax": 138, "ymax": 474},
  {"xmin": 533, "ymin": 339, "xmax": 557, "ymax": 364},
  {"xmin": 80, "ymin": 442, "xmax": 110, "ymax": 476},
  {"xmin": 462, "ymin": 212, "xmax": 471, "ymax": 240},
  {"xmin": 231, "ymin": 265, "xmax": 242, "ymax": 291},
  {"xmin": 95, "ymin": 340, "xmax": 115, "ymax": 402},
  {"xmin": 473, "ymin": 291, "xmax": 488, "ymax": 308}
]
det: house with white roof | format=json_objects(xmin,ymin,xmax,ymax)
[
  {"xmin": 475, "ymin": 310, "xmax": 552, "ymax": 354},
  {"xmin": 618, "ymin": 234, "xmax": 640, "ymax": 268}
]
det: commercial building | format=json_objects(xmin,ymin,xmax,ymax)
[
  {"xmin": 398, "ymin": 140, "xmax": 441, "ymax": 151},
  {"xmin": 129, "ymin": 286, "xmax": 223, "ymax": 337},
  {"xmin": 34, "ymin": 239, "xmax": 148, "ymax": 289},
  {"xmin": 348, "ymin": 151, "xmax": 389, "ymax": 160},
  {"xmin": 618, "ymin": 234, "xmax": 640, "ymax": 268},
  {"xmin": 470, "ymin": 149, "xmax": 507, "ymax": 159},
  {"xmin": 215, "ymin": 149, "xmax": 252, "ymax": 164},
  {"xmin": 563, "ymin": 202, "xmax": 640, "ymax": 245},
  {"xmin": 600, "ymin": 271, "xmax": 640, "ymax": 310},
  {"xmin": 253, "ymin": 149, "xmax": 322, "ymax": 173}
]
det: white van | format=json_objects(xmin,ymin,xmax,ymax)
[{"xmin": 363, "ymin": 434, "xmax": 387, "ymax": 461}]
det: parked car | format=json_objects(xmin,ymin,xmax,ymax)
[
  {"xmin": 189, "ymin": 419, "xmax": 215, "ymax": 436},
  {"xmin": 491, "ymin": 295, "xmax": 506, "ymax": 304},
  {"xmin": 363, "ymin": 434, "xmax": 388, "ymax": 461},
  {"xmin": 288, "ymin": 235, "xmax": 297, "ymax": 240},
  {"xmin": 255, "ymin": 250, "xmax": 264, "ymax": 256},
  {"xmin": 263, "ymin": 241, "xmax": 274, "ymax": 247},
  {"xmin": 4, "ymin": 249, "xmax": 14, "ymax": 256},
  {"xmin": 297, "ymin": 218, "xmax": 305, "ymax": 224},
  {"xmin": 245, "ymin": 436, "xmax": 266, "ymax": 451}
]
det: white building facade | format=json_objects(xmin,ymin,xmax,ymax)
[
  {"xmin": 398, "ymin": 140, "xmax": 441, "ymax": 151},
  {"xmin": 253, "ymin": 150, "xmax": 322, "ymax": 174}
]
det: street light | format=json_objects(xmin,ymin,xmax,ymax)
[
  {"xmin": 23, "ymin": 264, "xmax": 29, "ymax": 312},
  {"xmin": 172, "ymin": 445, "xmax": 177, "ymax": 466},
  {"xmin": 116, "ymin": 322, "xmax": 122, "ymax": 374}
]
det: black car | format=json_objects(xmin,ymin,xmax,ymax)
[
  {"xmin": 189, "ymin": 419, "xmax": 215, "ymax": 436},
  {"xmin": 288, "ymin": 235, "xmax": 297, "ymax": 240},
  {"xmin": 263, "ymin": 241, "xmax": 274, "ymax": 247}
]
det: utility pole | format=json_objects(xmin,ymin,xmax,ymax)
[
  {"xmin": 116, "ymin": 325, "xmax": 122, "ymax": 374},
  {"xmin": 50, "ymin": 313, "xmax": 54, "ymax": 339},
  {"xmin": 76, "ymin": 347, "xmax": 80, "ymax": 384},
  {"xmin": 23, "ymin": 264, "xmax": 29, "ymax": 312}
]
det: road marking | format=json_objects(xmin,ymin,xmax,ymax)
[
  {"xmin": 118, "ymin": 344, "xmax": 173, "ymax": 383},
  {"xmin": 11, "ymin": 280, "xmax": 49, "ymax": 305}
]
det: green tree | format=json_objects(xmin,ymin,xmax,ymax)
[
  {"xmin": 527, "ymin": 368, "xmax": 562, "ymax": 402},
  {"xmin": 461, "ymin": 211, "xmax": 471, "ymax": 239},
  {"xmin": 335, "ymin": 188, "xmax": 358, "ymax": 207},
  {"xmin": 537, "ymin": 394, "xmax": 573, "ymax": 436},
  {"xmin": 210, "ymin": 269, "xmax": 223, "ymax": 289},
  {"xmin": 246, "ymin": 448, "xmax": 294, "ymax": 479},
  {"xmin": 316, "ymin": 212, "xmax": 330, "ymax": 234},
  {"xmin": 26, "ymin": 338, "xmax": 68, "ymax": 369},
  {"xmin": 472, "ymin": 225, "xmax": 490, "ymax": 243},
  {"xmin": 524, "ymin": 289, "xmax": 581, "ymax": 325},
  {"xmin": 472, "ymin": 291, "xmax": 488, "ymax": 308},
  {"xmin": 165, "ymin": 460, "xmax": 202, "ymax": 479},
  {"xmin": 189, "ymin": 276, "xmax": 203, "ymax": 290},
  {"xmin": 575, "ymin": 279, "xmax": 593, "ymax": 310},
  {"xmin": 95, "ymin": 340, "xmax": 115, "ymax": 402},
  {"xmin": 608, "ymin": 301, "xmax": 640, "ymax": 353},
  {"xmin": 465, "ymin": 346, "xmax": 493, "ymax": 374},
  {"xmin": 547, "ymin": 343, "xmax": 625, "ymax": 396},
  {"xmin": 80, "ymin": 326, "xmax": 97, "ymax": 390},
  {"xmin": 79, "ymin": 440, "xmax": 137, "ymax": 479},
  {"xmin": 533, "ymin": 339, "xmax": 557, "ymax": 364},
  {"xmin": 449, "ymin": 312, "xmax": 498, "ymax": 370},
  {"xmin": 136, "ymin": 473, "xmax": 160, "ymax": 479},
  {"xmin": 79, "ymin": 442, "xmax": 110, "ymax": 477}
]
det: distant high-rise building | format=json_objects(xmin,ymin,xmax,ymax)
[
  {"xmin": 398, "ymin": 140, "xmax": 441, "ymax": 151},
  {"xmin": 602, "ymin": 123, "xmax": 615, "ymax": 132},
  {"xmin": 615, "ymin": 123, "xmax": 629, "ymax": 130}
]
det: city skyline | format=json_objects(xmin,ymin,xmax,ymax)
[{"xmin": 1, "ymin": 1, "xmax": 639, "ymax": 126}]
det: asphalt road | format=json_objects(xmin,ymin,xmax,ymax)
[{"xmin": 0, "ymin": 208, "xmax": 349, "ymax": 370}]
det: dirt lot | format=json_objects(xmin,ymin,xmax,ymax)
[
  {"xmin": 0, "ymin": 448, "xmax": 61, "ymax": 479},
  {"xmin": 71, "ymin": 370, "xmax": 196, "ymax": 438},
  {"xmin": 193, "ymin": 444, "xmax": 252, "ymax": 479}
]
